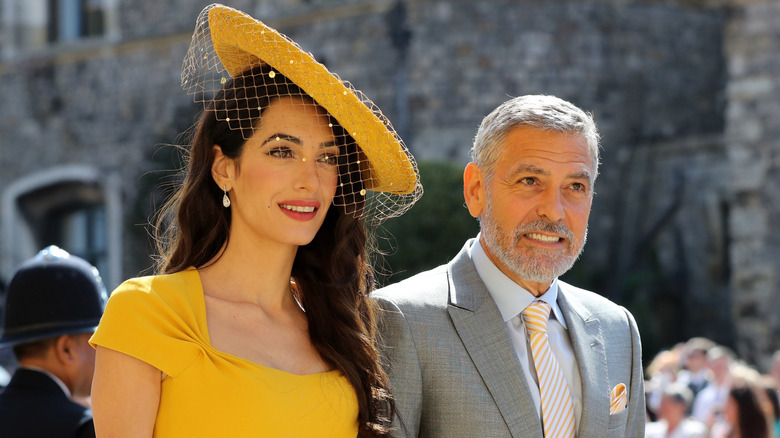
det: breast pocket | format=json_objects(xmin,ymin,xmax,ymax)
[{"xmin": 606, "ymin": 406, "xmax": 628, "ymax": 437}]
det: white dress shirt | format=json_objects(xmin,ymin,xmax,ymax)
[{"xmin": 470, "ymin": 237, "xmax": 583, "ymax": 428}]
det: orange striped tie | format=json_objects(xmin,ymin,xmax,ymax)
[{"xmin": 522, "ymin": 301, "xmax": 576, "ymax": 438}]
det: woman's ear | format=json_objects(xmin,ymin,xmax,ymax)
[{"xmin": 211, "ymin": 145, "xmax": 235, "ymax": 190}]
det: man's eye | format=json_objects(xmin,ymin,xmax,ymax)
[
  {"xmin": 269, "ymin": 148, "xmax": 294, "ymax": 159},
  {"xmin": 571, "ymin": 182, "xmax": 587, "ymax": 192},
  {"xmin": 519, "ymin": 177, "xmax": 537, "ymax": 186}
]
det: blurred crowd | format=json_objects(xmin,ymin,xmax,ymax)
[{"xmin": 645, "ymin": 337, "xmax": 780, "ymax": 438}]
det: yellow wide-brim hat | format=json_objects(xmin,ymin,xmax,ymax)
[{"xmin": 186, "ymin": 4, "xmax": 419, "ymax": 197}]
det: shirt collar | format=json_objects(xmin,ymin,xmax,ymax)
[{"xmin": 469, "ymin": 235, "xmax": 567, "ymax": 328}]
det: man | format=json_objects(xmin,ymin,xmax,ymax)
[
  {"xmin": 375, "ymin": 95, "xmax": 645, "ymax": 437},
  {"xmin": 0, "ymin": 246, "xmax": 106, "ymax": 438},
  {"xmin": 691, "ymin": 346, "xmax": 734, "ymax": 424},
  {"xmin": 677, "ymin": 337, "xmax": 715, "ymax": 401},
  {"xmin": 645, "ymin": 384, "xmax": 707, "ymax": 438}
]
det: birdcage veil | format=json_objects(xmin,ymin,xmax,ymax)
[{"xmin": 180, "ymin": 3, "xmax": 421, "ymax": 225}]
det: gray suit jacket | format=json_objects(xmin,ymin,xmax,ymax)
[{"xmin": 374, "ymin": 240, "xmax": 645, "ymax": 438}]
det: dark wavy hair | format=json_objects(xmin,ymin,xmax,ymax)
[
  {"xmin": 729, "ymin": 384, "xmax": 770, "ymax": 438},
  {"xmin": 155, "ymin": 64, "xmax": 394, "ymax": 436}
]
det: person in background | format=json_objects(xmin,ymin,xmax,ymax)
[
  {"xmin": 770, "ymin": 350, "xmax": 780, "ymax": 405},
  {"xmin": 720, "ymin": 383, "xmax": 771, "ymax": 438},
  {"xmin": 645, "ymin": 383, "xmax": 707, "ymax": 438},
  {"xmin": 677, "ymin": 337, "xmax": 715, "ymax": 400},
  {"xmin": 692, "ymin": 346, "xmax": 735, "ymax": 425},
  {"xmin": 757, "ymin": 376, "xmax": 780, "ymax": 437},
  {"xmin": 645, "ymin": 348, "xmax": 683, "ymax": 420},
  {"xmin": 0, "ymin": 246, "xmax": 106, "ymax": 438}
]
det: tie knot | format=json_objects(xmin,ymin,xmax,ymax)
[{"xmin": 521, "ymin": 300, "xmax": 551, "ymax": 334}]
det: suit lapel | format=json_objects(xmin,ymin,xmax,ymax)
[
  {"xmin": 446, "ymin": 243, "xmax": 542, "ymax": 438},
  {"xmin": 557, "ymin": 283, "xmax": 610, "ymax": 435}
]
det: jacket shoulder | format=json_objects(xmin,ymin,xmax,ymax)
[
  {"xmin": 559, "ymin": 281, "xmax": 637, "ymax": 326},
  {"xmin": 372, "ymin": 264, "xmax": 449, "ymax": 308}
]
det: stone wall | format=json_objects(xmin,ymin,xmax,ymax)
[
  {"xmin": 724, "ymin": 0, "xmax": 780, "ymax": 370},
  {"xmin": 0, "ymin": 0, "xmax": 778, "ymax": 365}
]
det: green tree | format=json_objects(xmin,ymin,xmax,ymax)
[{"xmin": 375, "ymin": 161, "xmax": 480, "ymax": 286}]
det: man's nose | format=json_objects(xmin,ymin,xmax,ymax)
[{"xmin": 535, "ymin": 188, "xmax": 565, "ymax": 222}]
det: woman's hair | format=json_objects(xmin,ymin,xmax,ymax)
[
  {"xmin": 762, "ymin": 383, "xmax": 780, "ymax": 426},
  {"xmin": 155, "ymin": 64, "xmax": 394, "ymax": 436},
  {"xmin": 729, "ymin": 384, "xmax": 770, "ymax": 438}
]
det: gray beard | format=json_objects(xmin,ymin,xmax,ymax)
[{"xmin": 481, "ymin": 200, "xmax": 587, "ymax": 283}]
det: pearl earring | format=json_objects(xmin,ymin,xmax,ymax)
[{"xmin": 222, "ymin": 186, "xmax": 231, "ymax": 208}]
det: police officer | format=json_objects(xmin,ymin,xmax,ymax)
[{"xmin": 0, "ymin": 246, "xmax": 106, "ymax": 438}]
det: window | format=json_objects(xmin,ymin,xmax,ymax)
[
  {"xmin": 47, "ymin": 0, "xmax": 106, "ymax": 44},
  {"xmin": 3, "ymin": 0, "xmax": 118, "ymax": 55},
  {"xmin": 19, "ymin": 182, "xmax": 109, "ymax": 279},
  {"xmin": 1, "ymin": 166, "xmax": 122, "ymax": 289},
  {"xmin": 44, "ymin": 204, "xmax": 107, "ymax": 270}
]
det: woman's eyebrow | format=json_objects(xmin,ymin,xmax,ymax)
[
  {"xmin": 262, "ymin": 133, "xmax": 301, "ymax": 146},
  {"xmin": 262, "ymin": 133, "xmax": 337, "ymax": 149}
]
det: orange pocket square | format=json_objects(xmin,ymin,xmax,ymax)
[{"xmin": 609, "ymin": 383, "xmax": 627, "ymax": 415}]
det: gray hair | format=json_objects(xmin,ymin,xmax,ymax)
[{"xmin": 470, "ymin": 95, "xmax": 601, "ymax": 181}]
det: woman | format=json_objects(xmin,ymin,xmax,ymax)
[
  {"xmin": 722, "ymin": 384, "xmax": 771, "ymax": 438},
  {"xmin": 90, "ymin": 5, "xmax": 421, "ymax": 437}
]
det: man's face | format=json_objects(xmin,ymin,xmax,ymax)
[
  {"xmin": 465, "ymin": 126, "xmax": 594, "ymax": 291},
  {"xmin": 685, "ymin": 349, "xmax": 707, "ymax": 372},
  {"xmin": 658, "ymin": 395, "xmax": 686, "ymax": 422}
]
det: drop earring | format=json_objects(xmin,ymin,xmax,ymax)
[{"xmin": 222, "ymin": 186, "xmax": 231, "ymax": 208}]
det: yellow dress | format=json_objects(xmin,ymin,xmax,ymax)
[{"xmin": 89, "ymin": 269, "xmax": 359, "ymax": 437}]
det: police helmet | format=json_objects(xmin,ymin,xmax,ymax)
[{"xmin": 0, "ymin": 246, "xmax": 107, "ymax": 349}]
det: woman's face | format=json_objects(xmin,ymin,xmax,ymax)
[{"xmin": 225, "ymin": 96, "xmax": 339, "ymax": 248}]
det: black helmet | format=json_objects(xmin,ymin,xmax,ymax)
[{"xmin": 0, "ymin": 246, "xmax": 107, "ymax": 349}]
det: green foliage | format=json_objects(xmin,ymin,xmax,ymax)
[{"xmin": 375, "ymin": 161, "xmax": 480, "ymax": 286}]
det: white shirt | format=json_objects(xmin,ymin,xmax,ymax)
[
  {"xmin": 691, "ymin": 381, "xmax": 730, "ymax": 422},
  {"xmin": 470, "ymin": 237, "xmax": 583, "ymax": 428},
  {"xmin": 645, "ymin": 418, "xmax": 708, "ymax": 438}
]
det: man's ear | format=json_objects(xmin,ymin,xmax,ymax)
[
  {"xmin": 463, "ymin": 162, "xmax": 486, "ymax": 218},
  {"xmin": 53, "ymin": 335, "xmax": 76, "ymax": 364},
  {"xmin": 211, "ymin": 145, "xmax": 235, "ymax": 190}
]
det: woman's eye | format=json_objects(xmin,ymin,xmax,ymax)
[
  {"xmin": 269, "ymin": 147, "xmax": 294, "ymax": 159},
  {"xmin": 318, "ymin": 153, "xmax": 339, "ymax": 165}
]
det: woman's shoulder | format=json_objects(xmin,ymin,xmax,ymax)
[
  {"xmin": 93, "ymin": 268, "xmax": 206, "ymax": 378},
  {"xmin": 111, "ymin": 268, "xmax": 201, "ymax": 304}
]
